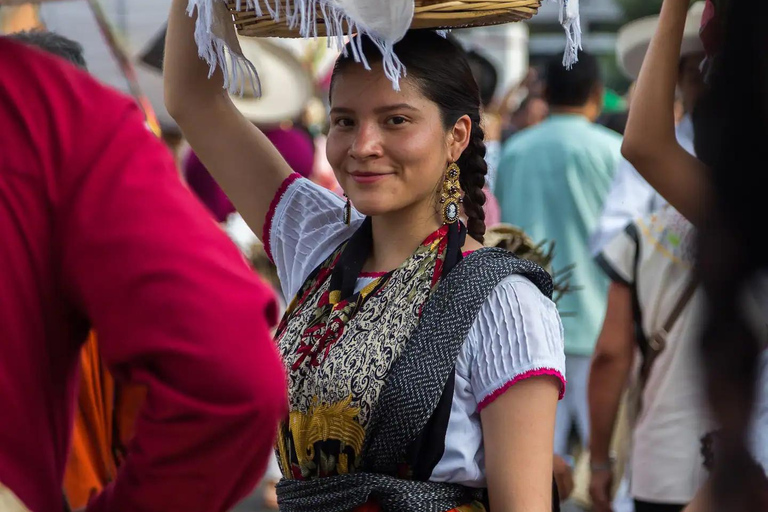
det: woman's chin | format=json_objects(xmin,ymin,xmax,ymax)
[{"xmin": 350, "ymin": 201, "xmax": 390, "ymax": 218}]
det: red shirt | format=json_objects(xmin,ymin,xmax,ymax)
[{"xmin": 0, "ymin": 39, "xmax": 286, "ymax": 512}]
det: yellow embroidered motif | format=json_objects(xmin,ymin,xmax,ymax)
[
  {"xmin": 359, "ymin": 280, "xmax": 379, "ymax": 298},
  {"xmin": 637, "ymin": 218, "xmax": 691, "ymax": 268},
  {"xmin": 289, "ymin": 396, "xmax": 365, "ymax": 470},
  {"xmin": 277, "ymin": 427, "xmax": 292, "ymax": 477},
  {"xmin": 338, "ymin": 453, "xmax": 350, "ymax": 474}
]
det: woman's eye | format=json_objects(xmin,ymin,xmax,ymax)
[
  {"xmin": 386, "ymin": 116, "xmax": 408, "ymax": 126},
  {"xmin": 334, "ymin": 118, "xmax": 354, "ymax": 128}
]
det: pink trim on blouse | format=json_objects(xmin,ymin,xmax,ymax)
[
  {"xmin": 359, "ymin": 271, "xmax": 387, "ymax": 279},
  {"xmin": 477, "ymin": 368, "xmax": 566, "ymax": 412},
  {"xmin": 263, "ymin": 173, "xmax": 302, "ymax": 262}
]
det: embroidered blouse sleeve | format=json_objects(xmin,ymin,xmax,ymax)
[
  {"xmin": 264, "ymin": 174, "xmax": 363, "ymax": 301},
  {"xmin": 466, "ymin": 274, "xmax": 566, "ymax": 412}
]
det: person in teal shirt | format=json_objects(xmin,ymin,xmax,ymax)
[{"xmin": 496, "ymin": 51, "xmax": 622, "ymax": 460}]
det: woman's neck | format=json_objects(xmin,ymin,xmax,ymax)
[{"xmin": 365, "ymin": 202, "xmax": 442, "ymax": 274}]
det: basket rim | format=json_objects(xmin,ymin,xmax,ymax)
[{"xmin": 226, "ymin": 0, "xmax": 541, "ymax": 38}]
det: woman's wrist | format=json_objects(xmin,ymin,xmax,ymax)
[{"xmin": 590, "ymin": 454, "xmax": 616, "ymax": 472}]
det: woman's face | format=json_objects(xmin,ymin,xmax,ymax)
[{"xmin": 327, "ymin": 63, "xmax": 466, "ymax": 219}]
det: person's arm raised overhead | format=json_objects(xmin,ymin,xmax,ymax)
[
  {"xmin": 164, "ymin": 0, "xmax": 293, "ymax": 237},
  {"xmin": 622, "ymin": 0, "xmax": 711, "ymax": 224}
]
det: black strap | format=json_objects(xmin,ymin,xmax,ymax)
[
  {"xmin": 443, "ymin": 221, "xmax": 466, "ymax": 275},
  {"xmin": 329, "ymin": 218, "xmax": 466, "ymax": 302},
  {"xmin": 640, "ymin": 277, "xmax": 698, "ymax": 384},
  {"xmin": 329, "ymin": 217, "xmax": 373, "ymax": 300}
]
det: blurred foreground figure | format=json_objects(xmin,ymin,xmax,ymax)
[
  {"xmin": 621, "ymin": 0, "xmax": 768, "ymax": 509},
  {"xmin": 0, "ymin": 37, "xmax": 286, "ymax": 512}
]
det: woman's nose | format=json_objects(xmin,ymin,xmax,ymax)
[{"xmin": 349, "ymin": 122, "xmax": 383, "ymax": 160}]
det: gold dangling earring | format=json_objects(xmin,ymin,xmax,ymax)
[
  {"xmin": 440, "ymin": 163, "xmax": 462, "ymax": 224},
  {"xmin": 343, "ymin": 193, "xmax": 352, "ymax": 226}
]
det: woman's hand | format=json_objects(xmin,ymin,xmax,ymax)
[
  {"xmin": 589, "ymin": 467, "xmax": 614, "ymax": 512},
  {"xmin": 553, "ymin": 454, "xmax": 574, "ymax": 501}
]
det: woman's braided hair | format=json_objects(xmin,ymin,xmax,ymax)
[{"xmin": 332, "ymin": 31, "xmax": 488, "ymax": 242}]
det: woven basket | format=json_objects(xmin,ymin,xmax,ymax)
[{"xmin": 227, "ymin": 0, "xmax": 541, "ymax": 38}]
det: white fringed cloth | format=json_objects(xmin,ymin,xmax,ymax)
[{"xmin": 185, "ymin": 0, "xmax": 581, "ymax": 95}]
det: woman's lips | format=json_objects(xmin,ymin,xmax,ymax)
[{"xmin": 349, "ymin": 172, "xmax": 392, "ymax": 184}]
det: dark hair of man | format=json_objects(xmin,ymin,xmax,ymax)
[
  {"xmin": 9, "ymin": 30, "xmax": 87, "ymax": 70},
  {"xmin": 543, "ymin": 50, "xmax": 601, "ymax": 107}
]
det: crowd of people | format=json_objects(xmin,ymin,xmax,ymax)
[{"xmin": 1, "ymin": 0, "xmax": 767, "ymax": 511}]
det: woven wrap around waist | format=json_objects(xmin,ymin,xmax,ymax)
[{"xmin": 276, "ymin": 472, "xmax": 484, "ymax": 512}]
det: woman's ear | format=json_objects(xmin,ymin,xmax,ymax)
[{"xmin": 447, "ymin": 115, "xmax": 472, "ymax": 162}]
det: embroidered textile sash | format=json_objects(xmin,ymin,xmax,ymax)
[{"xmin": 274, "ymin": 218, "xmax": 463, "ymax": 478}]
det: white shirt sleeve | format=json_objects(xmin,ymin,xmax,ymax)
[
  {"xmin": 590, "ymin": 160, "xmax": 658, "ymax": 256},
  {"xmin": 464, "ymin": 274, "xmax": 567, "ymax": 410},
  {"xmin": 266, "ymin": 175, "xmax": 364, "ymax": 301},
  {"xmin": 597, "ymin": 219, "xmax": 639, "ymax": 286}
]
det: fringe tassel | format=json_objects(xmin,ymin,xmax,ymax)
[
  {"xmin": 189, "ymin": 0, "xmax": 408, "ymax": 94},
  {"xmin": 187, "ymin": 0, "xmax": 261, "ymax": 96},
  {"xmin": 556, "ymin": 0, "xmax": 582, "ymax": 69}
]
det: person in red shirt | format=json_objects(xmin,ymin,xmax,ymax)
[{"xmin": 0, "ymin": 37, "xmax": 287, "ymax": 512}]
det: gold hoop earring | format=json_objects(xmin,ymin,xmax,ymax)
[
  {"xmin": 440, "ymin": 163, "xmax": 461, "ymax": 225},
  {"xmin": 343, "ymin": 193, "xmax": 352, "ymax": 226}
]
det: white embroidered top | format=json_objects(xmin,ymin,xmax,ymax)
[{"xmin": 265, "ymin": 174, "xmax": 566, "ymax": 486}]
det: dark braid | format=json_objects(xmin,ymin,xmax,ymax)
[
  {"xmin": 332, "ymin": 31, "xmax": 488, "ymax": 243},
  {"xmin": 457, "ymin": 119, "xmax": 487, "ymax": 243}
]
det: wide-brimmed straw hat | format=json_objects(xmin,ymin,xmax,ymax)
[
  {"xmin": 139, "ymin": 26, "xmax": 312, "ymax": 126},
  {"xmin": 229, "ymin": 37, "xmax": 313, "ymax": 125},
  {"xmin": 616, "ymin": 1, "xmax": 706, "ymax": 80}
]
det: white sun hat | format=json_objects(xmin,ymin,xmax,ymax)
[{"xmin": 616, "ymin": 1, "xmax": 706, "ymax": 80}]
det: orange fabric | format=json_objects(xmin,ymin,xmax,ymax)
[{"xmin": 63, "ymin": 334, "xmax": 146, "ymax": 509}]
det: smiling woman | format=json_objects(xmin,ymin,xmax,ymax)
[
  {"xmin": 164, "ymin": 3, "xmax": 566, "ymax": 510},
  {"xmin": 326, "ymin": 33, "xmax": 487, "ymax": 248}
]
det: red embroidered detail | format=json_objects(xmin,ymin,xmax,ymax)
[
  {"xmin": 477, "ymin": 368, "xmax": 567, "ymax": 412},
  {"xmin": 359, "ymin": 271, "xmax": 387, "ymax": 278},
  {"xmin": 423, "ymin": 224, "xmax": 450, "ymax": 246},
  {"xmin": 462, "ymin": 250, "xmax": 476, "ymax": 258},
  {"xmin": 292, "ymin": 318, "xmax": 346, "ymax": 370},
  {"xmin": 263, "ymin": 173, "xmax": 302, "ymax": 262},
  {"xmin": 334, "ymin": 299, "xmax": 351, "ymax": 310},
  {"xmin": 431, "ymin": 236, "xmax": 449, "ymax": 288}
]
